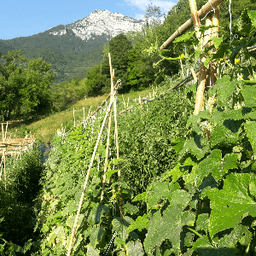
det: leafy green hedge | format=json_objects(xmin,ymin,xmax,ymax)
[
  {"xmin": 0, "ymin": 150, "xmax": 43, "ymax": 255},
  {"xmin": 118, "ymin": 89, "xmax": 194, "ymax": 195},
  {"xmin": 34, "ymin": 76, "xmax": 256, "ymax": 256},
  {"xmin": 126, "ymin": 76, "xmax": 256, "ymax": 255}
]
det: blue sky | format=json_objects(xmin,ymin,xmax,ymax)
[{"xmin": 0, "ymin": 0, "xmax": 178, "ymax": 40}]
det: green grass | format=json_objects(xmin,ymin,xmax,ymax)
[{"xmin": 6, "ymin": 86, "xmax": 162, "ymax": 143}]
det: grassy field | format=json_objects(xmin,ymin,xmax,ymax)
[{"xmin": 5, "ymin": 86, "xmax": 159, "ymax": 143}]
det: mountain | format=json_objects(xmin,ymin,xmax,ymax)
[
  {"xmin": 49, "ymin": 10, "xmax": 144, "ymax": 41},
  {"xmin": 0, "ymin": 10, "xmax": 145, "ymax": 83}
]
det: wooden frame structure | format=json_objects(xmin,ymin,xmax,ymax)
[
  {"xmin": 0, "ymin": 135, "xmax": 35, "ymax": 156},
  {"xmin": 160, "ymin": 0, "xmax": 224, "ymax": 115}
]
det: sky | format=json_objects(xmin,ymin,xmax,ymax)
[{"xmin": 0, "ymin": 0, "xmax": 178, "ymax": 40}]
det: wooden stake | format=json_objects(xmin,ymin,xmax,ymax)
[
  {"xmin": 67, "ymin": 100, "xmax": 114, "ymax": 256},
  {"xmin": 159, "ymin": 0, "xmax": 224, "ymax": 50},
  {"xmin": 3, "ymin": 150, "xmax": 6, "ymax": 191},
  {"xmin": 122, "ymin": 94, "xmax": 126, "ymax": 108},
  {"xmin": 83, "ymin": 107, "xmax": 85, "ymax": 123},
  {"xmin": 1, "ymin": 123, "xmax": 3, "ymax": 140},
  {"xmin": 207, "ymin": 6, "xmax": 220, "ymax": 112},
  {"xmin": 189, "ymin": 0, "xmax": 206, "ymax": 115},
  {"xmin": 101, "ymin": 53, "xmax": 115, "ymax": 201},
  {"xmin": 180, "ymin": 58, "xmax": 185, "ymax": 78},
  {"xmin": 190, "ymin": 67, "xmax": 198, "ymax": 82},
  {"xmin": 100, "ymin": 108, "xmax": 112, "ymax": 201},
  {"xmin": 73, "ymin": 108, "xmax": 75, "ymax": 127},
  {"xmin": 5, "ymin": 122, "xmax": 8, "ymax": 140}
]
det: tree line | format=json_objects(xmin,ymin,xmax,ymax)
[{"xmin": 1, "ymin": 0, "xmax": 255, "ymax": 121}]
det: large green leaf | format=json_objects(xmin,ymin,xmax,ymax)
[
  {"xmin": 241, "ymin": 86, "xmax": 256, "ymax": 107},
  {"xmin": 244, "ymin": 121, "xmax": 256, "ymax": 158},
  {"xmin": 212, "ymin": 153, "xmax": 238, "ymax": 181},
  {"xmin": 208, "ymin": 77, "xmax": 236, "ymax": 106},
  {"xmin": 126, "ymin": 240, "xmax": 144, "ymax": 256},
  {"xmin": 181, "ymin": 136, "xmax": 209, "ymax": 161},
  {"xmin": 210, "ymin": 123, "xmax": 239, "ymax": 148},
  {"xmin": 206, "ymin": 173, "xmax": 256, "ymax": 237},
  {"xmin": 112, "ymin": 216, "xmax": 134, "ymax": 242},
  {"xmin": 185, "ymin": 150, "xmax": 221, "ymax": 188},
  {"xmin": 127, "ymin": 214, "xmax": 149, "ymax": 232},
  {"xmin": 143, "ymin": 190, "xmax": 193, "ymax": 255},
  {"xmin": 217, "ymin": 224, "xmax": 252, "ymax": 248},
  {"xmin": 87, "ymin": 245, "xmax": 99, "ymax": 256},
  {"xmin": 248, "ymin": 10, "xmax": 256, "ymax": 27},
  {"xmin": 146, "ymin": 181, "xmax": 169, "ymax": 209}
]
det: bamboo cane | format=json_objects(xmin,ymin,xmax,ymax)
[
  {"xmin": 0, "ymin": 156, "xmax": 3, "ymax": 180},
  {"xmin": 114, "ymin": 88, "xmax": 123, "ymax": 218},
  {"xmin": 5, "ymin": 122, "xmax": 8, "ymax": 140},
  {"xmin": 189, "ymin": 0, "xmax": 207, "ymax": 115},
  {"xmin": 207, "ymin": 6, "xmax": 220, "ymax": 113},
  {"xmin": 100, "ymin": 108, "xmax": 112, "ymax": 202},
  {"xmin": 204, "ymin": 13, "xmax": 214, "ymax": 95},
  {"xmin": 190, "ymin": 67, "xmax": 198, "ymax": 82},
  {"xmin": 1, "ymin": 123, "xmax": 3, "ymax": 141},
  {"xmin": 3, "ymin": 149, "xmax": 6, "ymax": 190},
  {"xmin": 159, "ymin": 0, "xmax": 224, "ymax": 50},
  {"xmin": 88, "ymin": 79, "xmax": 121, "ymax": 118},
  {"xmin": 67, "ymin": 100, "xmax": 114, "ymax": 256},
  {"xmin": 101, "ymin": 53, "xmax": 115, "ymax": 201},
  {"xmin": 180, "ymin": 59, "xmax": 185, "ymax": 78},
  {"xmin": 122, "ymin": 94, "xmax": 126, "ymax": 108}
]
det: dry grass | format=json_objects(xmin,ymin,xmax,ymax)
[{"xmin": 7, "ymin": 87, "xmax": 156, "ymax": 142}]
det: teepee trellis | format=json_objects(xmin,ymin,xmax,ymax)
[
  {"xmin": 160, "ymin": 0, "xmax": 224, "ymax": 115},
  {"xmin": 160, "ymin": 0, "xmax": 224, "ymax": 50},
  {"xmin": 67, "ymin": 53, "xmax": 122, "ymax": 256}
]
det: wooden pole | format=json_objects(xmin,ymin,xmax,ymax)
[
  {"xmin": 101, "ymin": 53, "xmax": 115, "ymax": 202},
  {"xmin": 67, "ymin": 100, "xmax": 114, "ymax": 256},
  {"xmin": 83, "ymin": 107, "xmax": 85, "ymax": 123},
  {"xmin": 1, "ymin": 123, "xmax": 3, "ymax": 140},
  {"xmin": 159, "ymin": 0, "xmax": 224, "ymax": 50},
  {"xmin": 210, "ymin": 6, "xmax": 220, "ymax": 87},
  {"xmin": 189, "ymin": 0, "xmax": 207, "ymax": 115},
  {"xmin": 100, "ymin": 108, "xmax": 112, "ymax": 202},
  {"xmin": 73, "ymin": 108, "xmax": 75, "ymax": 127},
  {"xmin": 5, "ymin": 122, "xmax": 8, "ymax": 140},
  {"xmin": 122, "ymin": 94, "xmax": 126, "ymax": 108},
  {"xmin": 3, "ymin": 149, "xmax": 6, "ymax": 190},
  {"xmin": 207, "ymin": 6, "xmax": 220, "ymax": 112},
  {"xmin": 190, "ymin": 67, "xmax": 198, "ymax": 82}
]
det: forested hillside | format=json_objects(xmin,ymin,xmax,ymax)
[{"xmin": 1, "ymin": 0, "xmax": 256, "ymax": 255}]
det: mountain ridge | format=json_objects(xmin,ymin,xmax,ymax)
[{"xmin": 0, "ymin": 9, "xmax": 145, "ymax": 83}]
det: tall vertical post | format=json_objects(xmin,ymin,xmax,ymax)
[{"xmin": 189, "ymin": 0, "xmax": 207, "ymax": 115}]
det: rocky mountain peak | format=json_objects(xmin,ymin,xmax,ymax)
[{"xmin": 49, "ymin": 9, "xmax": 145, "ymax": 41}]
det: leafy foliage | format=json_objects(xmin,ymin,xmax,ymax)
[
  {"xmin": 3, "ymin": 5, "xmax": 256, "ymax": 256},
  {"xmin": 0, "ymin": 149, "xmax": 43, "ymax": 255},
  {"xmin": 118, "ymin": 88, "xmax": 194, "ymax": 195},
  {"xmin": 0, "ymin": 50, "xmax": 54, "ymax": 120}
]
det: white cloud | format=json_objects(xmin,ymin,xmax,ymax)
[{"xmin": 124, "ymin": 0, "xmax": 177, "ymax": 14}]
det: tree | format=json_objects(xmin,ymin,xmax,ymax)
[
  {"xmin": 84, "ymin": 64, "xmax": 108, "ymax": 96},
  {"xmin": 126, "ymin": 44, "xmax": 155, "ymax": 90},
  {"xmin": 102, "ymin": 34, "xmax": 133, "ymax": 92},
  {"xmin": 0, "ymin": 50, "xmax": 54, "ymax": 120}
]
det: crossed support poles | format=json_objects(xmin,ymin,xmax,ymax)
[
  {"xmin": 160, "ymin": 0, "xmax": 223, "ymax": 116},
  {"xmin": 189, "ymin": 0, "xmax": 220, "ymax": 115}
]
